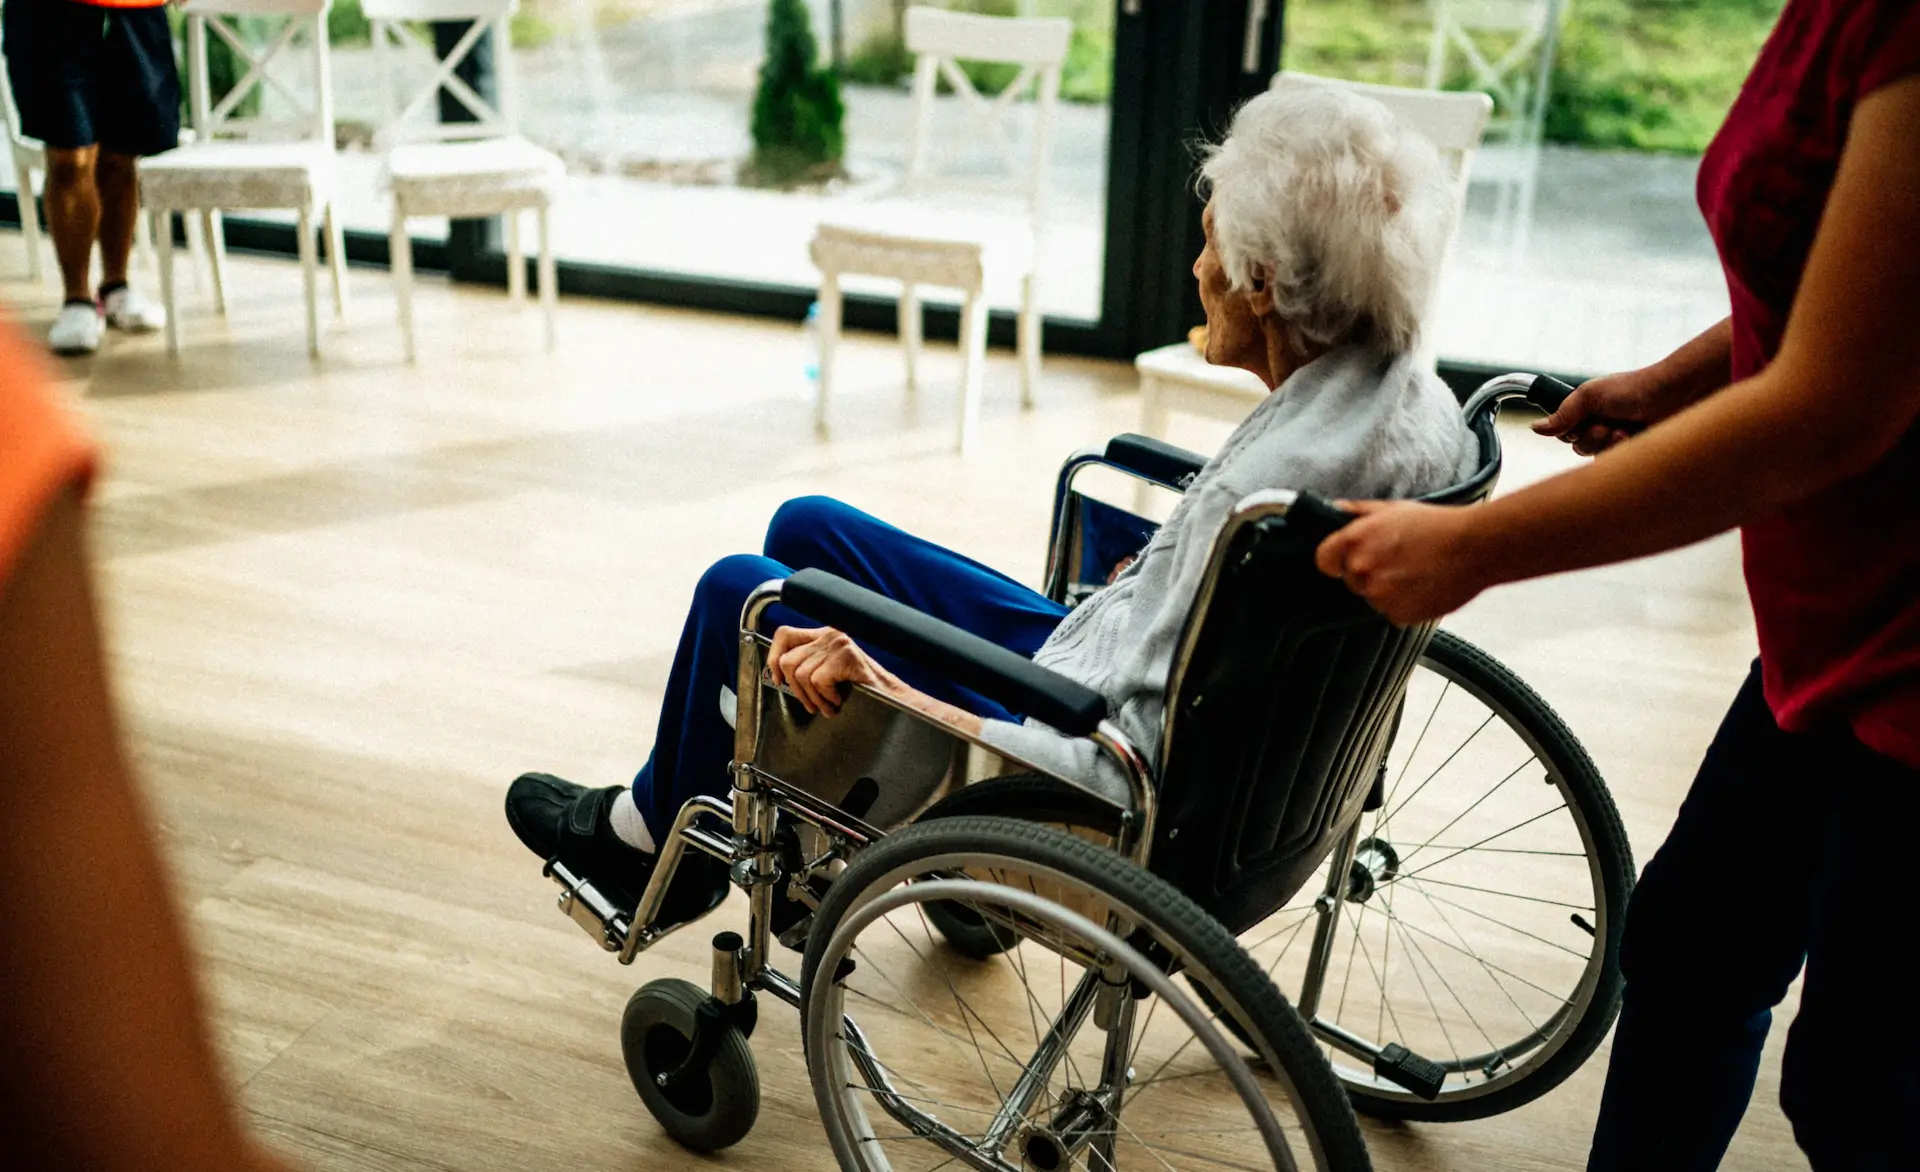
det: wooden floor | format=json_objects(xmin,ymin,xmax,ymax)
[{"xmin": 3, "ymin": 234, "xmax": 1804, "ymax": 1171}]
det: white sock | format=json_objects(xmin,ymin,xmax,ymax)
[{"xmin": 608, "ymin": 788, "xmax": 656, "ymax": 854}]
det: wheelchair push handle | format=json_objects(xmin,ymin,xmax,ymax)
[
  {"xmin": 1283, "ymin": 493, "xmax": 1356, "ymax": 543},
  {"xmin": 778, "ymin": 569, "xmax": 1110, "ymax": 737},
  {"xmin": 1527, "ymin": 373, "xmax": 1647, "ymax": 438}
]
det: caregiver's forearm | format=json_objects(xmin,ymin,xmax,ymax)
[{"xmin": 1462, "ymin": 362, "xmax": 1910, "ymax": 588}]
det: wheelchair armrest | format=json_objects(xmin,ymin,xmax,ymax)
[
  {"xmin": 780, "ymin": 569, "xmax": 1108, "ymax": 737},
  {"xmin": 1104, "ymin": 434, "xmax": 1207, "ymax": 491}
]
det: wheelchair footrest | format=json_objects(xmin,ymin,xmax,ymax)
[
  {"xmin": 547, "ymin": 859, "xmax": 630, "ymax": 953},
  {"xmin": 1373, "ymin": 1043, "xmax": 1445, "ymax": 1100}
]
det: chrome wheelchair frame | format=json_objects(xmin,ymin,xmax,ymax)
[{"xmin": 541, "ymin": 371, "xmax": 1624, "ymax": 1167}]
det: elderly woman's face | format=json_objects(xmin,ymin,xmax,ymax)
[{"xmin": 1193, "ymin": 201, "xmax": 1275, "ymax": 385}]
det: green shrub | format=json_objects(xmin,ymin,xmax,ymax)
[{"xmin": 747, "ymin": 0, "xmax": 846, "ymax": 185}]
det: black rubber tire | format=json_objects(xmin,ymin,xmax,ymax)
[
  {"xmin": 621, "ymin": 978, "xmax": 761, "ymax": 1152},
  {"xmin": 801, "ymin": 816, "xmax": 1372, "ymax": 1172},
  {"xmin": 1337, "ymin": 629, "xmax": 1635, "ymax": 1122}
]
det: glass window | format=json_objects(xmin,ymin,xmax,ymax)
[
  {"xmin": 496, "ymin": 0, "xmax": 1113, "ymax": 321},
  {"xmin": 1283, "ymin": 0, "xmax": 1775, "ymax": 376}
]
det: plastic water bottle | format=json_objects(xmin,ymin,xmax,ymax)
[{"xmin": 801, "ymin": 300, "xmax": 821, "ymax": 401}]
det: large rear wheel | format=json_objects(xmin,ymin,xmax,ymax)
[{"xmin": 801, "ymin": 816, "xmax": 1373, "ymax": 1171}]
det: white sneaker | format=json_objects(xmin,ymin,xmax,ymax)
[
  {"xmin": 102, "ymin": 285, "xmax": 167, "ymax": 333},
  {"xmin": 49, "ymin": 301, "xmax": 104, "ymax": 355}
]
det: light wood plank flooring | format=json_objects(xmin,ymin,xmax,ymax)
[{"xmin": 2, "ymin": 234, "xmax": 1801, "ymax": 1171}]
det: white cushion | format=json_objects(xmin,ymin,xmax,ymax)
[
  {"xmin": 385, "ymin": 136, "xmax": 563, "ymax": 215},
  {"xmin": 138, "ymin": 140, "xmax": 334, "ymax": 210}
]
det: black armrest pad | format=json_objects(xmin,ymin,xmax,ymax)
[
  {"xmin": 1105, "ymin": 433, "xmax": 1207, "ymax": 490},
  {"xmin": 780, "ymin": 569, "xmax": 1108, "ymax": 737}
]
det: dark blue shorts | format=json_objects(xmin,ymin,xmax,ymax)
[{"xmin": 2, "ymin": 0, "xmax": 179, "ymax": 156}]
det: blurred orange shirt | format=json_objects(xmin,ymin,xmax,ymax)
[{"xmin": 1, "ymin": 318, "xmax": 95, "ymax": 589}]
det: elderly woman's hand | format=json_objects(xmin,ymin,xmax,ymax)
[
  {"xmin": 1314, "ymin": 501, "xmax": 1489, "ymax": 625},
  {"xmin": 767, "ymin": 626, "xmax": 898, "ymax": 716}
]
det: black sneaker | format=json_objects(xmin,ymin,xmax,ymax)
[{"xmin": 504, "ymin": 772, "xmax": 727, "ymax": 926}]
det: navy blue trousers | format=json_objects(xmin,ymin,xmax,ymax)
[
  {"xmin": 1589, "ymin": 661, "xmax": 1920, "ymax": 1171},
  {"xmin": 629, "ymin": 496, "xmax": 1069, "ymax": 842}
]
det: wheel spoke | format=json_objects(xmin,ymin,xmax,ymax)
[
  {"xmin": 1392, "ymin": 754, "xmax": 1539, "ymax": 870},
  {"xmin": 1404, "ymin": 882, "xmax": 1592, "ymax": 960},
  {"xmin": 1394, "ymin": 801, "xmax": 1573, "ymax": 881},
  {"xmin": 1382, "ymin": 677, "xmax": 1452, "ymax": 816},
  {"xmin": 1376, "ymin": 709, "xmax": 1498, "ymax": 836}
]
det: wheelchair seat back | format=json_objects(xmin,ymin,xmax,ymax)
[
  {"xmin": 1071, "ymin": 392, "xmax": 1505, "ymax": 934},
  {"xmin": 1147, "ymin": 505, "xmax": 1437, "ymax": 935}
]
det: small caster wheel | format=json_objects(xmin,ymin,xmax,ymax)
[{"xmin": 621, "ymin": 978, "xmax": 759, "ymax": 1151}]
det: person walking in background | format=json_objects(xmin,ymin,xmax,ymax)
[
  {"xmin": 1, "ymin": 314, "xmax": 284, "ymax": 1168},
  {"xmin": 2, "ymin": 0, "xmax": 176, "ymax": 355},
  {"xmin": 1315, "ymin": 0, "xmax": 1920, "ymax": 1166}
]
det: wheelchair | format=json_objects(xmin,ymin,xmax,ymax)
[{"xmin": 541, "ymin": 372, "xmax": 1636, "ymax": 1172}]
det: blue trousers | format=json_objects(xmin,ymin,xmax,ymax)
[
  {"xmin": 1589, "ymin": 662, "xmax": 1920, "ymax": 1171},
  {"xmin": 630, "ymin": 496, "xmax": 1069, "ymax": 842}
]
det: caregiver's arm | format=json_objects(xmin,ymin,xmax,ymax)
[{"xmin": 1319, "ymin": 77, "xmax": 1920, "ymax": 625}]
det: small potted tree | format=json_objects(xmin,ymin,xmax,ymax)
[{"xmin": 745, "ymin": 0, "xmax": 846, "ymax": 186}]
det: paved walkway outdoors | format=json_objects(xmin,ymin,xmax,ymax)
[{"xmin": 218, "ymin": 0, "xmax": 1735, "ymax": 377}]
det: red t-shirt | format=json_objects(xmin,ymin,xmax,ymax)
[{"xmin": 1697, "ymin": 0, "xmax": 1920, "ymax": 767}]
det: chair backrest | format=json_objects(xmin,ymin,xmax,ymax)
[
  {"xmin": 181, "ymin": 0, "xmax": 335, "ymax": 145},
  {"xmin": 1424, "ymin": 0, "xmax": 1566, "ymax": 146},
  {"xmin": 362, "ymin": 0, "xmax": 519, "ymax": 148},
  {"xmin": 902, "ymin": 6, "xmax": 1072, "ymax": 217}
]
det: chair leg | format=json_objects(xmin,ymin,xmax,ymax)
[
  {"xmin": 815, "ymin": 274, "xmax": 841, "ymax": 436},
  {"xmin": 157, "ymin": 207, "xmax": 181, "ymax": 356},
  {"xmin": 181, "ymin": 210, "xmax": 203, "ymax": 290},
  {"xmin": 202, "ymin": 209, "xmax": 228, "ymax": 315},
  {"xmin": 1017, "ymin": 272, "xmax": 1041, "ymax": 408},
  {"xmin": 297, "ymin": 206, "xmax": 319, "ymax": 356},
  {"xmin": 16, "ymin": 163, "xmax": 43, "ymax": 283},
  {"xmin": 325, "ymin": 202, "xmax": 348, "ymax": 318},
  {"xmin": 536, "ymin": 204, "xmax": 556, "ymax": 352},
  {"xmin": 506, "ymin": 210, "xmax": 525, "ymax": 303},
  {"xmin": 390, "ymin": 209, "xmax": 415, "ymax": 363},
  {"xmin": 956, "ymin": 288, "xmax": 988, "ymax": 453},
  {"xmin": 898, "ymin": 281, "xmax": 921, "ymax": 393}
]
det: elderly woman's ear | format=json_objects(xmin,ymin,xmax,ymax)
[{"xmin": 1245, "ymin": 263, "xmax": 1276, "ymax": 318}]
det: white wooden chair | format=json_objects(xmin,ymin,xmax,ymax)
[
  {"xmin": 365, "ymin": 0, "xmax": 562, "ymax": 360},
  {"xmin": 808, "ymin": 7, "xmax": 1070, "ymax": 453},
  {"xmin": 1134, "ymin": 73, "xmax": 1493, "ymax": 446},
  {"xmin": 0, "ymin": 20, "xmax": 179, "ymax": 285},
  {"xmin": 1425, "ymin": 0, "xmax": 1567, "ymax": 256},
  {"xmin": 138, "ymin": 0, "xmax": 346, "ymax": 356}
]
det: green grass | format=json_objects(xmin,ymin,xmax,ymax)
[{"xmin": 1286, "ymin": 0, "xmax": 1785, "ymax": 154}]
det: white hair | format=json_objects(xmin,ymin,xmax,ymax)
[{"xmin": 1199, "ymin": 83, "xmax": 1452, "ymax": 355}]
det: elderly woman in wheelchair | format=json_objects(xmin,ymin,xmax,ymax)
[{"xmin": 506, "ymin": 83, "xmax": 1634, "ymax": 1172}]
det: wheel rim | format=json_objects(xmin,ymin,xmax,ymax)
[
  {"xmin": 806, "ymin": 848, "xmax": 1342, "ymax": 1171},
  {"xmin": 1240, "ymin": 644, "xmax": 1615, "ymax": 1106}
]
